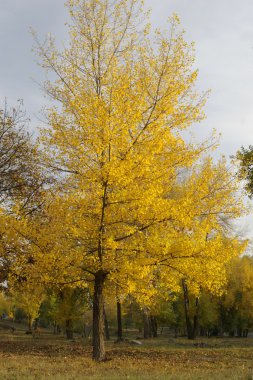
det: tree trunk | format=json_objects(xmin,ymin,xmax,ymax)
[
  {"xmin": 192, "ymin": 297, "xmax": 199, "ymax": 339},
  {"xmin": 117, "ymin": 301, "xmax": 123, "ymax": 340},
  {"xmin": 182, "ymin": 279, "xmax": 199, "ymax": 339},
  {"xmin": 66, "ymin": 319, "xmax": 73, "ymax": 340},
  {"xmin": 28, "ymin": 315, "xmax": 32, "ymax": 331},
  {"xmin": 182, "ymin": 279, "xmax": 193, "ymax": 339},
  {"xmin": 34, "ymin": 318, "xmax": 38, "ymax": 329},
  {"xmin": 150, "ymin": 316, "xmax": 158, "ymax": 338},
  {"xmin": 143, "ymin": 308, "xmax": 151, "ymax": 339},
  {"xmin": 92, "ymin": 270, "xmax": 106, "ymax": 361},
  {"xmin": 237, "ymin": 326, "xmax": 243, "ymax": 337},
  {"xmin": 53, "ymin": 321, "xmax": 61, "ymax": 335},
  {"xmin": 103, "ymin": 305, "xmax": 110, "ymax": 340}
]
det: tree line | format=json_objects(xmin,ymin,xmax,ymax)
[{"xmin": 1, "ymin": 255, "xmax": 253, "ymax": 341}]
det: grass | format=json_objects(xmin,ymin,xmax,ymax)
[{"xmin": 0, "ymin": 324, "xmax": 253, "ymax": 379}]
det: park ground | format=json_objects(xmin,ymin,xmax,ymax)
[{"xmin": 0, "ymin": 324, "xmax": 253, "ymax": 379}]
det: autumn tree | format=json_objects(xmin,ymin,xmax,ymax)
[
  {"xmin": 221, "ymin": 256, "xmax": 253, "ymax": 337},
  {"xmin": 0, "ymin": 100, "xmax": 43, "ymax": 210},
  {"xmin": 10, "ymin": 281, "xmax": 45, "ymax": 331},
  {"xmin": 0, "ymin": 100, "xmax": 45, "ymax": 283},
  {"xmin": 0, "ymin": 291, "xmax": 13, "ymax": 318},
  {"xmin": 22, "ymin": 0, "xmax": 247, "ymax": 361},
  {"xmin": 50, "ymin": 287, "xmax": 88, "ymax": 339}
]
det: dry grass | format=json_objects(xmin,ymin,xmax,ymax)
[{"xmin": 0, "ymin": 326, "xmax": 253, "ymax": 379}]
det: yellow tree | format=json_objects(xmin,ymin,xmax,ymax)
[
  {"xmin": 27, "ymin": 0, "xmax": 246, "ymax": 360},
  {"xmin": 142, "ymin": 158, "xmax": 246, "ymax": 294},
  {"xmin": 10, "ymin": 280, "xmax": 45, "ymax": 331},
  {"xmin": 222, "ymin": 256, "xmax": 253, "ymax": 336}
]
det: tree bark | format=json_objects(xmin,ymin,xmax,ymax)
[
  {"xmin": 28, "ymin": 315, "xmax": 32, "ymax": 331},
  {"xmin": 192, "ymin": 297, "xmax": 199, "ymax": 339},
  {"xmin": 103, "ymin": 305, "xmax": 110, "ymax": 340},
  {"xmin": 150, "ymin": 316, "xmax": 158, "ymax": 338},
  {"xmin": 53, "ymin": 322, "xmax": 61, "ymax": 335},
  {"xmin": 182, "ymin": 279, "xmax": 199, "ymax": 339},
  {"xmin": 117, "ymin": 301, "xmax": 123, "ymax": 340},
  {"xmin": 92, "ymin": 270, "xmax": 107, "ymax": 361},
  {"xmin": 143, "ymin": 308, "xmax": 151, "ymax": 339},
  {"xmin": 182, "ymin": 279, "xmax": 199, "ymax": 340},
  {"xmin": 182, "ymin": 279, "xmax": 193, "ymax": 339},
  {"xmin": 66, "ymin": 319, "xmax": 73, "ymax": 340}
]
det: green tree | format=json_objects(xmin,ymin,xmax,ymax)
[{"xmin": 236, "ymin": 145, "xmax": 253, "ymax": 196}]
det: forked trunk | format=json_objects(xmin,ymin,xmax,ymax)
[{"xmin": 92, "ymin": 270, "xmax": 106, "ymax": 361}]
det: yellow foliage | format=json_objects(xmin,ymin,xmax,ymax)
[{"xmin": 5, "ymin": 0, "xmax": 247, "ymax": 318}]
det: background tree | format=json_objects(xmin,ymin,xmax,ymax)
[
  {"xmin": 0, "ymin": 291, "xmax": 13, "ymax": 318},
  {"xmin": 221, "ymin": 256, "xmax": 253, "ymax": 337},
  {"xmin": 51, "ymin": 287, "xmax": 88, "ymax": 340},
  {"xmin": 0, "ymin": 100, "xmax": 45, "ymax": 283},
  {"xmin": 0, "ymin": 100, "xmax": 42, "ymax": 210},
  {"xmin": 10, "ymin": 281, "xmax": 45, "ymax": 331},
  {"xmin": 236, "ymin": 145, "xmax": 253, "ymax": 197}
]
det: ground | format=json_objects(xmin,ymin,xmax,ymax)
[{"xmin": 0, "ymin": 324, "xmax": 252, "ymax": 379}]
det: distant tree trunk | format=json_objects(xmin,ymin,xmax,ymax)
[
  {"xmin": 103, "ymin": 305, "xmax": 110, "ymax": 340},
  {"xmin": 237, "ymin": 326, "xmax": 242, "ymax": 337},
  {"xmin": 28, "ymin": 315, "xmax": 32, "ymax": 331},
  {"xmin": 199, "ymin": 327, "xmax": 205, "ymax": 337},
  {"xmin": 143, "ymin": 308, "xmax": 151, "ymax": 339},
  {"xmin": 192, "ymin": 297, "xmax": 199, "ymax": 339},
  {"xmin": 92, "ymin": 270, "xmax": 106, "ymax": 361},
  {"xmin": 182, "ymin": 279, "xmax": 193, "ymax": 339},
  {"xmin": 53, "ymin": 322, "xmax": 61, "ymax": 335},
  {"xmin": 182, "ymin": 279, "xmax": 199, "ymax": 340},
  {"xmin": 34, "ymin": 318, "xmax": 38, "ymax": 329},
  {"xmin": 150, "ymin": 316, "xmax": 158, "ymax": 338},
  {"xmin": 66, "ymin": 319, "xmax": 73, "ymax": 339},
  {"xmin": 117, "ymin": 300, "xmax": 123, "ymax": 340}
]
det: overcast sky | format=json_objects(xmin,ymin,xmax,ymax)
[{"xmin": 1, "ymin": 0, "xmax": 253, "ymax": 237}]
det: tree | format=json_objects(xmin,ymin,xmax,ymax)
[
  {"xmin": 236, "ymin": 145, "xmax": 253, "ymax": 197},
  {"xmin": 0, "ymin": 100, "xmax": 46, "ymax": 283},
  {"xmin": 10, "ymin": 281, "xmax": 45, "ymax": 331},
  {"xmin": 0, "ymin": 100, "xmax": 42, "ymax": 210},
  {"xmin": 23, "ymin": 0, "xmax": 246, "ymax": 361},
  {"xmin": 0, "ymin": 291, "xmax": 13, "ymax": 318},
  {"xmin": 221, "ymin": 256, "xmax": 253, "ymax": 336},
  {"xmin": 51, "ymin": 287, "xmax": 88, "ymax": 340}
]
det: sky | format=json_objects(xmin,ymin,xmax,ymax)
[{"xmin": 1, "ymin": 0, "xmax": 253, "ymax": 237}]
